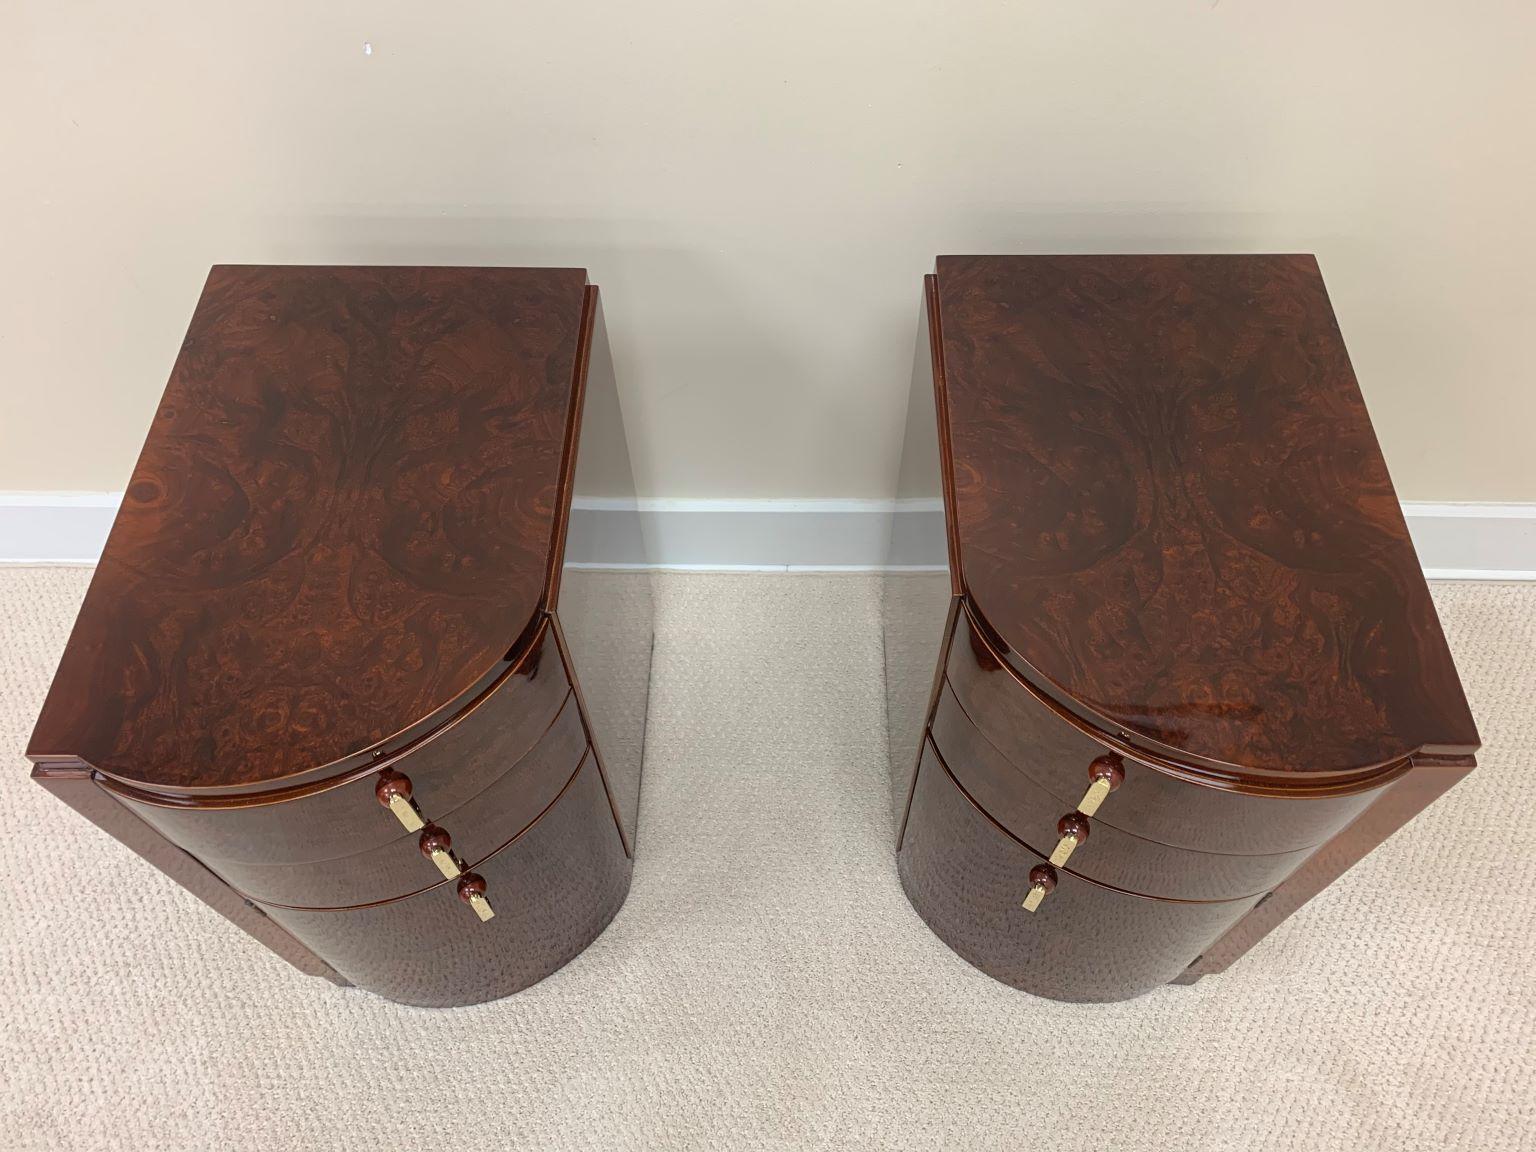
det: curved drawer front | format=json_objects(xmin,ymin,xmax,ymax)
[
  {"xmin": 109, "ymin": 626, "xmax": 569, "ymax": 868},
  {"xmin": 203, "ymin": 692, "xmax": 588, "ymax": 907},
  {"xmin": 260, "ymin": 753, "xmax": 630, "ymax": 1007},
  {"xmin": 929, "ymin": 687, "xmax": 1313, "ymax": 901},
  {"xmin": 946, "ymin": 609, "xmax": 1387, "ymax": 855},
  {"xmin": 898, "ymin": 741, "xmax": 1260, "ymax": 1002}
]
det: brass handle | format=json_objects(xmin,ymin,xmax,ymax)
[
  {"xmin": 419, "ymin": 825, "xmax": 464, "ymax": 880},
  {"xmin": 1022, "ymin": 864, "xmax": 1057, "ymax": 913},
  {"xmin": 1048, "ymin": 812, "xmax": 1090, "ymax": 867},
  {"xmin": 458, "ymin": 873, "xmax": 495, "ymax": 922},
  {"xmin": 1077, "ymin": 755, "xmax": 1125, "ymax": 817},
  {"xmin": 375, "ymin": 770, "xmax": 425, "ymax": 832}
]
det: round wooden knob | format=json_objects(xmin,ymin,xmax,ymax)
[
  {"xmin": 457, "ymin": 873, "xmax": 487, "ymax": 902},
  {"xmin": 1057, "ymin": 812, "xmax": 1090, "ymax": 844},
  {"xmin": 1088, "ymin": 755, "xmax": 1125, "ymax": 791},
  {"xmin": 1028, "ymin": 864, "xmax": 1057, "ymax": 894},
  {"xmin": 419, "ymin": 825, "xmax": 452, "ymax": 858},
  {"xmin": 374, "ymin": 769, "xmax": 413, "ymax": 806}
]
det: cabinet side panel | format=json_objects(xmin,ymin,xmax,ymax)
[
  {"xmin": 556, "ymin": 289, "xmax": 654, "ymax": 855},
  {"xmin": 32, "ymin": 767, "xmax": 343, "ymax": 983},
  {"xmin": 883, "ymin": 278, "xmax": 956, "ymax": 842},
  {"xmin": 1176, "ymin": 759, "xmax": 1473, "ymax": 981}
]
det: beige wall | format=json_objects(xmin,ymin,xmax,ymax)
[{"xmin": 3, "ymin": 1, "xmax": 1532, "ymax": 500}]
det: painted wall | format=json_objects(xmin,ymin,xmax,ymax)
[{"xmin": 3, "ymin": 1, "xmax": 1532, "ymax": 499}]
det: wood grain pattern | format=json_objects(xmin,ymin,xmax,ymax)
[
  {"xmin": 936, "ymin": 254, "xmax": 1478, "ymax": 778},
  {"xmin": 183, "ymin": 691, "xmax": 588, "ymax": 909},
  {"xmin": 929, "ymin": 686, "xmax": 1313, "ymax": 901},
  {"xmin": 101, "ymin": 623, "xmax": 568, "ymax": 871},
  {"xmin": 28, "ymin": 265, "xmax": 589, "ymax": 791},
  {"xmin": 26, "ymin": 267, "xmax": 654, "ymax": 1006},
  {"xmin": 260, "ymin": 753, "xmax": 630, "ymax": 1007},
  {"xmin": 898, "ymin": 741, "xmax": 1259, "ymax": 1002},
  {"xmin": 945, "ymin": 606, "xmax": 1393, "ymax": 855},
  {"xmin": 890, "ymin": 257, "xmax": 1480, "ymax": 999}
]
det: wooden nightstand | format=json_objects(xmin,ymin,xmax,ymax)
[
  {"xmin": 885, "ymin": 255, "xmax": 1479, "ymax": 1001},
  {"xmin": 28, "ymin": 265, "xmax": 653, "ymax": 1007}
]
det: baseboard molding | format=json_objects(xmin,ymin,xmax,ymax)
[
  {"xmin": 1398, "ymin": 503, "xmax": 1536, "ymax": 581},
  {"xmin": 0, "ymin": 493, "xmax": 123, "ymax": 565},
  {"xmin": 2, "ymin": 493, "xmax": 1533, "ymax": 579}
]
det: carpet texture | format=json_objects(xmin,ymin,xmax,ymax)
[{"xmin": 1, "ymin": 569, "xmax": 1532, "ymax": 1151}]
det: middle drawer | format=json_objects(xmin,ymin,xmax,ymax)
[
  {"xmin": 928, "ymin": 685, "xmax": 1314, "ymax": 901},
  {"xmin": 204, "ymin": 691, "xmax": 588, "ymax": 908}
]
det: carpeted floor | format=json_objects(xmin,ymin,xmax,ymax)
[{"xmin": 1, "ymin": 568, "xmax": 1532, "ymax": 1151}]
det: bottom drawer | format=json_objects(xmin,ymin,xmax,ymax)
[
  {"xmin": 260, "ymin": 753, "xmax": 630, "ymax": 1007},
  {"xmin": 898, "ymin": 740, "xmax": 1260, "ymax": 1002}
]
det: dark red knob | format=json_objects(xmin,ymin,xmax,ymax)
[
  {"xmin": 1057, "ymin": 812, "xmax": 1090, "ymax": 843},
  {"xmin": 457, "ymin": 873, "xmax": 487, "ymax": 903},
  {"xmin": 1028, "ymin": 864, "xmax": 1057, "ymax": 894},
  {"xmin": 419, "ymin": 825, "xmax": 452, "ymax": 858},
  {"xmin": 1088, "ymin": 754, "xmax": 1125, "ymax": 791},
  {"xmin": 375, "ymin": 769, "xmax": 413, "ymax": 806}
]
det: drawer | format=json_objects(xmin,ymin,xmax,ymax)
[
  {"xmin": 105, "ymin": 623, "xmax": 570, "ymax": 868},
  {"xmin": 945, "ymin": 608, "xmax": 1388, "ymax": 855},
  {"xmin": 898, "ymin": 739, "xmax": 1260, "ymax": 1002},
  {"xmin": 929, "ymin": 686, "xmax": 1312, "ymax": 900},
  {"xmin": 203, "ymin": 691, "xmax": 589, "ymax": 907},
  {"xmin": 259, "ymin": 752, "xmax": 631, "ymax": 1007}
]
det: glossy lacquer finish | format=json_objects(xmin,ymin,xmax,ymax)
[
  {"xmin": 263, "ymin": 755, "xmax": 630, "ymax": 1007},
  {"xmin": 105, "ymin": 626, "xmax": 568, "ymax": 874},
  {"xmin": 27, "ymin": 267, "xmax": 652, "ymax": 1006},
  {"xmin": 899, "ymin": 743, "xmax": 1259, "ymax": 1004},
  {"xmin": 881, "ymin": 277, "xmax": 957, "ymax": 830},
  {"xmin": 929, "ymin": 687, "xmax": 1311, "ymax": 901},
  {"xmin": 944, "ymin": 608, "xmax": 1389, "ymax": 856},
  {"xmin": 181, "ymin": 692, "xmax": 586, "ymax": 909},
  {"xmin": 555, "ymin": 291, "xmax": 654, "ymax": 854},
  {"xmin": 30, "ymin": 265, "xmax": 589, "ymax": 792},
  {"xmin": 935, "ymin": 254, "xmax": 1477, "ymax": 776},
  {"xmin": 891, "ymin": 257, "xmax": 1479, "ymax": 1001}
]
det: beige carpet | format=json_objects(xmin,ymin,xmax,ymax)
[{"xmin": 1, "ymin": 569, "xmax": 1532, "ymax": 1152}]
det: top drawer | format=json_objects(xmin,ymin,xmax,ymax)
[
  {"xmin": 201, "ymin": 690, "xmax": 589, "ymax": 908},
  {"xmin": 104, "ymin": 622, "xmax": 570, "ymax": 869},
  {"xmin": 945, "ymin": 608, "xmax": 1391, "ymax": 855},
  {"xmin": 929, "ymin": 685, "xmax": 1312, "ymax": 900}
]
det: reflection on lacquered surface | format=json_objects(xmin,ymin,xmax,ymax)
[
  {"xmin": 558, "ymin": 290, "xmax": 654, "ymax": 853},
  {"xmin": 881, "ymin": 280, "xmax": 954, "ymax": 836},
  {"xmin": 200, "ymin": 692, "xmax": 587, "ymax": 909},
  {"xmin": 898, "ymin": 742, "xmax": 1259, "ymax": 1003},
  {"xmin": 928, "ymin": 687, "xmax": 1313, "ymax": 901},
  {"xmin": 108, "ymin": 627, "xmax": 568, "ymax": 871},
  {"xmin": 263, "ymin": 756, "xmax": 631, "ymax": 1007}
]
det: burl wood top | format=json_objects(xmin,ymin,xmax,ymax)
[
  {"xmin": 934, "ymin": 254, "xmax": 1478, "ymax": 777},
  {"xmin": 29, "ymin": 265, "xmax": 589, "ymax": 791}
]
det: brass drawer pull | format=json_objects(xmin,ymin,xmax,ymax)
[
  {"xmin": 458, "ymin": 873, "xmax": 495, "ymax": 922},
  {"xmin": 1022, "ymin": 864, "xmax": 1057, "ymax": 913},
  {"xmin": 419, "ymin": 825, "xmax": 464, "ymax": 880},
  {"xmin": 375, "ymin": 770, "xmax": 425, "ymax": 832},
  {"xmin": 1077, "ymin": 754, "xmax": 1125, "ymax": 817},
  {"xmin": 1048, "ymin": 812, "xmax": 1090, "ymax": 867}
]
